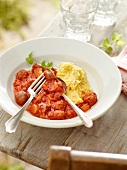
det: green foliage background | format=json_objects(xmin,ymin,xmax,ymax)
[
  {"xmin": 0, "ymin": 0, "xmax": 30, "ymax": 39},
  {"xmin": 0, "ymin": 163, "xmax": 24, "ymax": 170},
  {"xmin": 0, "ymin": 0, "xmax": 59, "ymax": 39}
]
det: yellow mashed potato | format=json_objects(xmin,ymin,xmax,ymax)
[{"xmin": 56, "ymin": 62, "xmax": 93, "ymax": 104}]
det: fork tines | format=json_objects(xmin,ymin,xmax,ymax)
[{"xmin": 30, "ymin": 73, "xmax": 46, "ymax": 94}]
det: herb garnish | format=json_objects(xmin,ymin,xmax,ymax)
[
  {"xmin": 41, "ymin": 61, "xmax": 53, "ymax": 69},
  {"xmin": 26, "ymin": 52, "xmax": 53, "ymax": 69},
  {"xmin": 26, "ymin": 52, "xmax": 34, "ymax": 64},
  {"xmin": 99, "ymin": 32, "xmax": 126, "ymax": 56}
]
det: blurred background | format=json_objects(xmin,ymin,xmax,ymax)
[
  {"xmin": 0, "ymin": 0, "xmax": 59, "ymax": 169},
  {"xmin": 0, "ymin": 0, "xmax": 59, "ymax": 52}
]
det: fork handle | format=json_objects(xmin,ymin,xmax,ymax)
[
  {"xmin": 62, "ymin": 94, "xmax": 93, "ymax": 128},
  {"xmin": 5, "ymin": 95, "xmax": 33, "ymax": 133}
]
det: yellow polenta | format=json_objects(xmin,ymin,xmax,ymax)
[{"xmin": 56, "ymin": 62, "xmax": 93, "ymax": 104}]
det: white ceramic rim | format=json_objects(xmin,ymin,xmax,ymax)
[{"xmin": 0, "ymin": 37, "xmax": 122, "ymax": 128}]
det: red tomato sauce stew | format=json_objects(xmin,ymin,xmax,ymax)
[{"xmin": 13, "ymin": 63, "xmax": 97, "ymax": 120}]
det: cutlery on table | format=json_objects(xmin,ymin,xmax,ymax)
[
  {"xmin": 5, "ymin": 71, "xmax": 93, "ymax": 133},
  {"xmin": 57, "ymin": 78, "xmax": 93, "ymax": 128},
  {"xmin": 5, "ymin": 73, "xmax": 45, "ymax": 133}
]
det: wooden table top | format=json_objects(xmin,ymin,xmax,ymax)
[{"xmin": 0, "ymin": 0, "xmax": 127, "ymax": 169}]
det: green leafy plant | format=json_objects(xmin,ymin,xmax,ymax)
[
  {"xmin": 0, "ymin": 0, "xmax": 30, "ymax": 39},
  {"xmin": 99, "ymin": 32, "xmax": 126, "ymax": 56},
  {"xmin": 0, "ymin": 163, "xmax": 24, "ymax": 170},
  {"xmin": 26, "ymin": 52, "xmax": 53, "ymax": 69}
]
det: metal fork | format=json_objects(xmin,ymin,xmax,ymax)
[{"xmin": 5, "ymin": 73, "xmax": 45, "ymax": 133}]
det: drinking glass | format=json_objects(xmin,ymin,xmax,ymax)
[
  {"xmin": 94, "ymin": 0, "xmax": 119, "ymax": 26},
  {"xmin": 60, "ymin": 0, "xmax": 98, "ymax": 42}
]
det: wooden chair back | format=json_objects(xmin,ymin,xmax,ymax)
[{"xmin": 48, "ymin": 145, "xmax": 127, "ymax": 170}]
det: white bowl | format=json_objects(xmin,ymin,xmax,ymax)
[{"xmin": 0, "ymin": 37, "xmax": 122, "ymax": 128}]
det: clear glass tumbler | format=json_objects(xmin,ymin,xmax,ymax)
[
  {"xmin": 60, "ymin": 0, "xmax": 98, "ymax": 42},
  {"xmin": 94, "ymin": 0, "xmax": 119, "ymax": 26}
]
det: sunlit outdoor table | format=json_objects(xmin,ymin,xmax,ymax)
[{"xmin": 0, "ymin": 0, "xmax": 127, "ymax": 169}]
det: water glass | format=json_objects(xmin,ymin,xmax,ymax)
[
  {"xmin": 60, "ymin": 0, "xmax": 98, "ymax": 42},
  {"xmin": 94, "ymin": 0, "xmax": 119, "ymax": 26}
]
